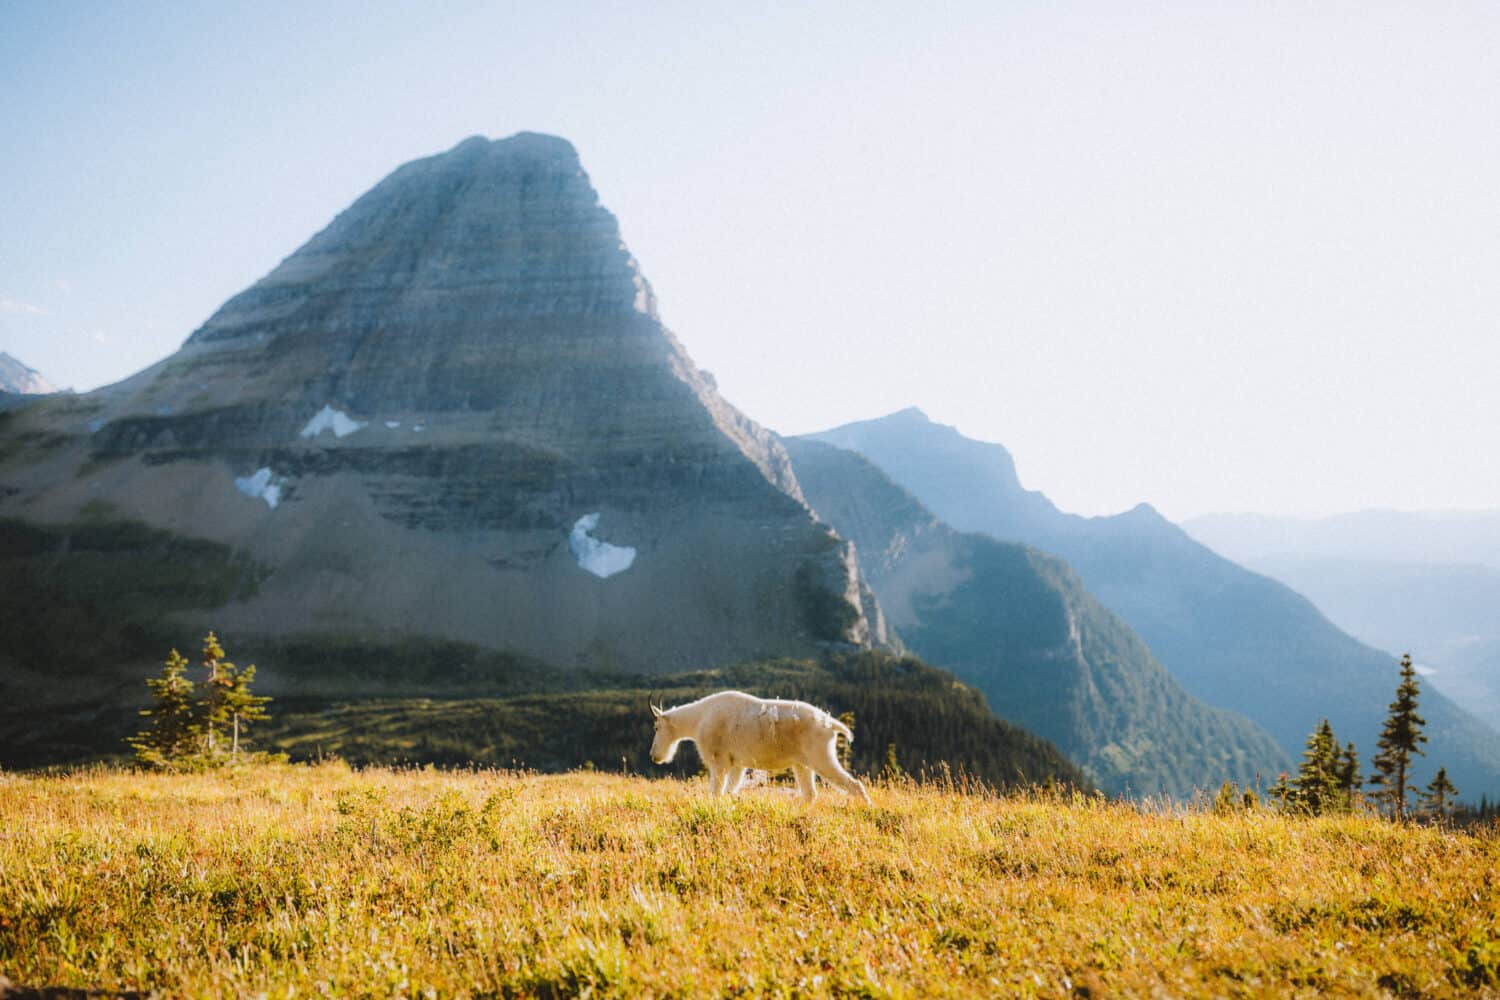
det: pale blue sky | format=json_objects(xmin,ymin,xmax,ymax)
[{"xmin": 3, "ymin": 2, "xmax": 1498, "ymax": 519}]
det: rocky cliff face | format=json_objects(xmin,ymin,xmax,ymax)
[{"xmin": 0, "ymin": 134, "xmax": 885, "ymax": 680}]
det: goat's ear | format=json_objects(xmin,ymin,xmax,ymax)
[{"xmin": 651, "ymin": 704, "xmax": 664, "ymax": 718}]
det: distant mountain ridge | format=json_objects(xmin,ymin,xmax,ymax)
[
  {"xmin": 1184, "ymin": 510, "xmax": 1500, "ymax": 734},
  {"xmin": 783, "ymin": 437, "xmax": 1289, "ymax": 796},
  {"xmin": 0, "ymin": 352, "xmax": 58, "ymax": 396},
  {"xmin": 1186, "ymin": 509, "xmax": 1500, "ymax": 571},
  {"xmin": 805, "ymin": 409, "xmax": 1500, "ymax": 799}
]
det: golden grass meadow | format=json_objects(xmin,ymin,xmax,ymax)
[{"xmin": 2, "ymin": 763, "xmax": 1497, "ymax": 998}]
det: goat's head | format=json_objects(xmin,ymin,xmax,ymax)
[{"xmin": 648, "ymin": 696, "xmax": 679, "ymax": 764}]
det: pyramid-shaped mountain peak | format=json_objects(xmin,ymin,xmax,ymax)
[
  {"xmin": 0, "ymin": 135, "xmax": 887, "ymax": 678},
  {"xmin": 192, "ymin": 130, "xmax": 654, "ymax": 353}
]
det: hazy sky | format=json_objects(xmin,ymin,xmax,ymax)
[{"xmin": 3, "ymin": 2, "xmax": 1497, "ymax": 520}]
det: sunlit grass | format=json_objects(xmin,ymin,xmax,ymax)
[{"xmin": 1, "ymin": 763, "xmax": 1496, "ymax": 997}]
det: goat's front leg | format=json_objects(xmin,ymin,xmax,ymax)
[{"xmin": 792, "ymin": 764, "xmax": 818, "ymax": 802}]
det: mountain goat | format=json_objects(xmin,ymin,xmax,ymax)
[{"xmin": 649, "ymin": 690, "xmax": 871, "ymax": 804}]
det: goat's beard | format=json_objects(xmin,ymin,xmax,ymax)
[{"xmin": 653, "ymin": 739, "xmax": 680, "ymax": 764}]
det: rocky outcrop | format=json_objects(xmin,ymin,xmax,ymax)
[{"xmin": 0, "ymin": 134, "xmax": 885, "ymax": 678}]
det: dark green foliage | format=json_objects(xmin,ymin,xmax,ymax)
[
  {"xmin": 0, "ymin": 516, "xmax": 268, "ymax": 768},
  {"xmin": 792, "ymin": 563, "xmax": 859, "ymax": 641},
  {"xmin": 127, "ymin": 633, "xmax": 274, "ymax": 769},
  {"xmin": 200, "ymin": 631, "xmax": 231, "ymax": 756},
  {"xmin": 127, "ymin": 648, "xmax": 197, "ymax": 769},
  {"xmin": 882, "ymin": 743, "xmax": 904, "ymax": 781},
  {"xmin": 260, "ymin": 650, "xmax": 1093, "ymax": 792},
  {"xmin": 1289, "ymin": 720, "xmax": 1353, "ymax": 815},
  {"xmin": 250, "ymin": 635, "xmax": 566, "ymax": 697},
  {"xmin": 223, "ymin": 663, "xmax": 271, "ymax": 756},
  {"xmin": 1450, "ymin": 795, "xmax": 1498, "ymax": 828},
  {"xmin": 898, "ymin": 538, "xmax": 1287, "ymax": 796},
  {"xmin": 1369, "ymin": 653, "xmax": 1428, "ymax": 821},
  {"xmin": 1420, "ymin": 767, "xmax": 1457, "ymax": 821},
  {"xmin": 200, "ymin": 631, "xmax": 272, "ymax": 759}
]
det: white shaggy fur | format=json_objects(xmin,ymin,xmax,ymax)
[{"xmin": 649, "ymin": 690, "xmax": 871, "ymax": 804}]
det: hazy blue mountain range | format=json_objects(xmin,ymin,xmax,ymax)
[
  {"xmin": 1184, "ymin": 511, "xmax": 1500, "ymax": 733},
  {"xmin": 1186, "ymin": 510, "xmax": 1500, "ymax": 571},
  {"xmin": 805, "ymin": 409, "xmax": 1500, "ymax": 798},
  {"xmin": 782, "ymin": 437, "xmax": 1289, "ymax": 797}
]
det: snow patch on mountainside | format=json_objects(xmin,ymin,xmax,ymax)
[
  {"xmin": 300, "ymin": 405, "xmax": 367, "ymax": 439},
  {"xmin": 569, "ymin": 513, "xmax": 636, "ymax": 578},
  {"xmin": 235, "ymin": 467, "xmax": 283, "ymax": 509}
]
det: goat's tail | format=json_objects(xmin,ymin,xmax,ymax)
[{"xmin": 828, "ymin": 716, "xmax": 854, "ymax": 745}]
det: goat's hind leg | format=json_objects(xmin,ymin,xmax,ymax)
[{"xmin": 814, "ymin": 740, "xmax": 872, "ymax": 805}]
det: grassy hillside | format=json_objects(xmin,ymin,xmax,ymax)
[{"xmin": 2, "ymin": 765, "xmax": 1496, "ymax": 997}]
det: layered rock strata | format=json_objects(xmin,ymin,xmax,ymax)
[{"xmin": 0, "ymin": 134, "xmax": 885, "ymax": 675}]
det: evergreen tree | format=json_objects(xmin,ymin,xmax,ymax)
[
  {"xmin": 127, "ymin": 648, "xmax": 198, "ymax": 769},
  {"xmin": 1369, "ymin": 653, "xmax": 1427, "ymax": 821},
  {"xmin": 222, "ymin": 659, "xmax": 272, "ymax": 759},
  {"xmin": 199, "ymin": 631, "xmax": 232, "ymax": 757},
  {"xmin": 1420, "ymin": 767, "xmax": 1458, "ymax": 821},
  {"xmin": 126, "ymin": 631, "xmax": 274, "ymax": 768},
  {"xmin": 1293, "ymin": 719, "xmax": 1342, "ymax": 814}
]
